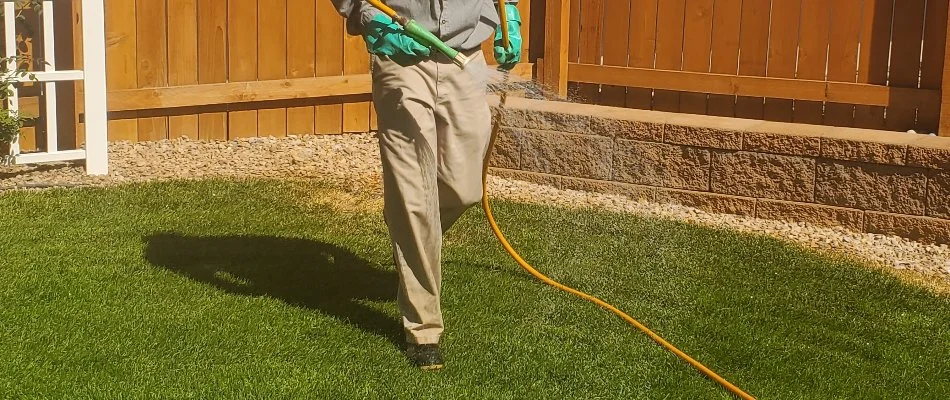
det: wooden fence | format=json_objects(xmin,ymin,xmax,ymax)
[
  {"xmin": 542, "ymin": 0, "xmax": 950, "ymax": 135},
  {"xmin": 99, "ymin": 0, "xmax": 534, "ymax": 143},
  {"xmin": 10, "ymin": 0, "xmax": 950, "ymax": 154},
  {"xmin": 11, "ymin": 0, "xmax": 533, "ymax": 151}
]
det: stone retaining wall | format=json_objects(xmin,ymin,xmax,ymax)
[{"xmin": 488, "ymin": 97, "xmax": 950, "ymax": 244}]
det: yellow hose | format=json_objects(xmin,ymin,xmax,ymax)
[
  {"xmin": 362, "ymin": 0, "xmax": 755, "ymax": 398},
  {"xmin": 497, "ymin": 1, "xmax": 510, "ymax": 50},
  {"xmin": 366, "ymin": 0, "xmax": 398, "ymax": 19},
  {"xmin": 481, "ymin": 88, "xmax": 757, "ymax": 400}
]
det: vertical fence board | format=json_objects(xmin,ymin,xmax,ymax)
[
  {"xmin": 794, "ymin": 0, "xmax": 831, "ymax": 125},
  {"xmin": 286, "ymin": 0, "xmax": 316, "ymax": 135},
  {"xmin": 625, "ymin": 0, "xmax": 657, "ymax": 110},
  {"xmin": 481, "ymin": 32, "xmax": 496, "ymax": 65},
  {"xmin": 135, "ymin": 0, "xmax": 168, "ymax": 141},
  {"xmin": 75, "ymin": 0, "xmax": 85, "ymax": 146},
  {"xmin": 542, "ymin": 0, "xmax": 572, "ymax": 95},
  {"xmin": 568, "ymin": 0, "xmax": 580, "ymax": 62},
  {"xmin": 599, "ymin": 0, "xmax": 630, "ymax": 108},
  {"xmin": 886, "ymin": 0, "xmax": 926, "ymax": 131},
  {"xmin": 228, "ymin": 0, "xmax": 258, "ymax": 138},
  {"xmin": 917, "ymin": 0, "xmax": 949, "ymax": 133},
  {"xmin": 575, "ymin": 0, "xmax": 603, "ymax": 103},
  {"xmin": 167, "ymin": 0, "xmax": 198, "ymax": 140},
  {"xmin": 518, "ymin": 0, "xmax": 532, "ymax": 59},
  {"xmin": 566, "ymin": 0, "xmax": 581, "ymax": 97},
  {"xmin": 105, "ymin": 0, "xmax": 137, "ymax": 142},
  {"xmin": 342, "ymin": 31, "xmax": 369, "ymax": 133},
  {"xmin": 370, "ymin": 103, "xmax": 378, "ymax": 131},
  {"xmin": 735, "ymin": 0, "xmax": 770, "ymax": 120},
  {"xmin": 763, "ymin": 0, "xmax": 801, "ymax": 123},
  {"xmin": 824, "ymin": 0, "xmax": 862, "ymax": 126},
  {"xmin": 824, "ymin": 0, "xmax": 863, "ymax": 127},
  {"xmin": 18, "ymin": 93, "xmax": 37, "ymax": 150},
  {"xmin": 653, "ymin": 0, "xmax": 686, "ymax": 113},
  {"xmin": 315, "ymin": 1, "xmax": 343, "ymax": 134},
  {"xmin": 941, "ymin": 1, "xmax": 950, "ymax": 136},
  {"xmin": 16, "ymin": 8, "xmax": 39, "ymax": 151},
  {"xmin": 54, "ymin": 0, "xmax": 81, "ymax": 150},
  {"xmin": 854, "ymin": 0, "xmax": 893, "ymax": 129},
  {"xmin": 197, "ymin": 0, "xmax": 227, "ymax": 140},
  {"xmin": 258, "ymin": 0, "xmax": 287, "ymax": 137},
  {"xmin": 679, "ymin": 0, "xmax": 714, "ymax": 115},
  {"xmin": 707, "ymin": 0, "xmax": 741, "ymax": 117}
]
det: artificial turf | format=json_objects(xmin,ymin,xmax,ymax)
[{"xmin": 1, "ymin": 178, "xmax": 948, "ymax": 399}]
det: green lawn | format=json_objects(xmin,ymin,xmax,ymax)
[{"xmin": 1, "ymin": 179, "xmax": 949, "ymax": 399}]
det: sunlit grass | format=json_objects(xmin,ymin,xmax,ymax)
[{"xmin": 1, "ymin": 179, "xmax": 948, "ymax": 399}]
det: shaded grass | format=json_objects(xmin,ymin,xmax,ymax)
[{"xmin": 1, "ymin": 178, "xmax": 949, "ymax": 399}]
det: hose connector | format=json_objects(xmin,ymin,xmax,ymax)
[
  {"xmin": 401, "ymin": 19, "xmax": 471, "ymax": 70},
  {"xmin": 452, "ymin": 52, "xmax": 472, "ymax": 69}
]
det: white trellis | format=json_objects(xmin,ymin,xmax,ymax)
[{"xmin": 4, "ymin": 0, "xmax": 108, "ymax": 175}]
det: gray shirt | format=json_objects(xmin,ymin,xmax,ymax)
[{"xmin": 332, "ymin": 0, "xmax": 517, "ymax": 51}]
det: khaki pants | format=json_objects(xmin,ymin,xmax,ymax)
[{"xmin": 371, "ymin": 49, "xmax": 492, "ymax": 345}]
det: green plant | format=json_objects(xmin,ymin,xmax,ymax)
[
  {"xmin": 2, "ymin": 0, "xmax": 43, "ymax": 21},
  {"xmin": 0, "ymin": 109, "xmax": 24, "ymax": 143},
  {"xmin": 0, "ymin": 55, "xmax": 37, "ymax": 165}
]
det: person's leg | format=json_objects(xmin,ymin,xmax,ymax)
[
  {"xmin": 434, "ymin": 50, "xmax": 493, "ymax": 232},
  {"xmin": 371, "ymin": 54, "xmax": 446, "ymax": 347}
]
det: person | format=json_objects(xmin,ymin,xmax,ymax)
[{"xmin": 329, "ymin": 0, "xmax": 522, "ymax": 370}]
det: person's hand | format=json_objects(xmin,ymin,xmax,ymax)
[
  {"xmin": 362, "ymin": 13, "xmax": 431, "ymax": 65},
  {"xmin": 493, "ymin": 3, "xmax": 522, "ymax": 70}
]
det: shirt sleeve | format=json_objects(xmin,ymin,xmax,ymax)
[
  {"xmin": 330, "ymin": 0, "xmax": 357, "ymax": 16},
  {"xmin": 330, "ymin": 0, "xmax": 383, "ymax": 36}
]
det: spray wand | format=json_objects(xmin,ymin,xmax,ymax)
[{"xmin": 364, "ymin": 0, "xmax": 472, "ymax": 69}]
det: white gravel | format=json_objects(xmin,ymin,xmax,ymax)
[{"xmin": 3, "ymin": 133, "xmax": 949, "ymax": 292}]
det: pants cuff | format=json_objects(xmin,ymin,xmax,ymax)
[{"xmin": 407, "ymin": 335, "xmax": 441, "ymax": 345}]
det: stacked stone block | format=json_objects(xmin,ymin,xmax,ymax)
[{"xmin": 488, "ymin": 97, "xmax": 950, "ymax": 244}]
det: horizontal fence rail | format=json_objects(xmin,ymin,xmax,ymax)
[
  {"xmin": 568, "ymin": 64, "xmax": 941, "ymax": 109},
  {"xmin": 551, "ymin": 0, "xmax": 950, "ymax": 135}
]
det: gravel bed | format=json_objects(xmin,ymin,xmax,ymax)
[{"xmin": 3, "ymin": 133, "xmax": 949, "ymax": 291}]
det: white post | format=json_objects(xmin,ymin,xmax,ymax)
[
  {"xmin": 80, "ymin": 0, "xmax": 108, "ymax": 175},
  {"xmin": 42, "ymin": 0, "xmax": 58, "ymax": 153},
  {"xmin": 4, "ymin": 1, "xmax": 19, "ymax": 159}
]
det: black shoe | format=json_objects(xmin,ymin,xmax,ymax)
[{"xmin": 405, "ymin": 343, "xmax": 444, "ymax": 370}]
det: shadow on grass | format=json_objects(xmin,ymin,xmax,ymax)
[
  {"xmin": 143, "ymin": 232, "xmax": 402, "ymax": 346},
  {"xmin": 0, "ymin": 162, "xmax": 74, "ymax": 180}
]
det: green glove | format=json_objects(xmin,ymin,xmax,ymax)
[
  {"xmin": 493, "ymin": 4, "xmax": 522, "ymax": 70},
  {"xmin": 362, "ymin": 13, "xmax": 431, "ymax": 65}
]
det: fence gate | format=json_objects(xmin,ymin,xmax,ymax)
[{"xmin": 4, "ymin": 0, "xmax": 108, "ymax": 175}]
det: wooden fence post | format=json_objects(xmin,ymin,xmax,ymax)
[
  {"xmin": 940, "ymin": 3, "xmax": 950, "ymax": 136},
  {"xmin": 541, "ymin": 0, "xmax": 570, "ymax": 97}
]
